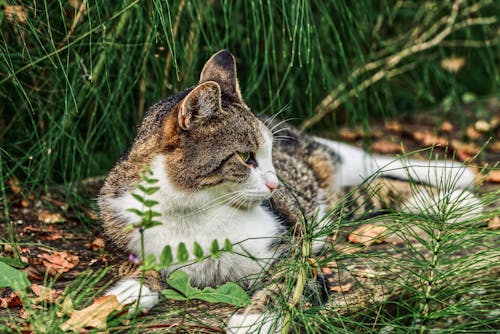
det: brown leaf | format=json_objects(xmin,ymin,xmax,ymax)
[
  {"xmin": 440, "ymin": 57, "xmax": 465, "ymax": 73},
  {"xmin": 0, "ymin": 292, "xmax": 22, "ymax": 308},
  {"xmin": 348, "ymin": 224, "xmax": 387, "ymax": 246},
  {"xmin": 371, "ymin": 140, "xmax": 403, "ymax": 154},
  {"xmin": 60, "ymin": 295, "xmax": 125, "ymax": 332},
  {"xmin": 5, "ymin": 5, "xmax": 28, "ymax": 24},
  {"xmin": 339, "ymin": 128, "xmax": 362, "ymax": 141},
  {"xmin": 474, "ymin": 120, "xmax": 491, "ymax": 132},
  {"xmin": 413, "ymin": 130, "xmax": 449, "ymax": 147},
  {"xmin": 88, "ymin": 238, "xmax": 105, "ymax": 251},
  {"xmin": 37, "ymin": 210, "xmax": 66, "ymax": 224},
  {"xmin": 31, "ymin": 284, "xmax": 61, "ymax": 303},
  {"xmin": 487, "ymin": 216, "xmax": 500, "ymax": 230},
  {"xmin": 440, "ymin": 121, "xmax": 453, "ymax": 133},
  {"xmin": 489, "ymin": 141, "xmax": 500, "ymax": 153},
  {"xmin": 6, "ymin": 177, "xmax": 21, "ymax": 195},
  {"xmin": 384, "ymin": 121, "xmax": 402, "ymax": 132},
  {"xmin": 330, "ymin": 282, "xmax": 352, "ymax": 293},
  {"xmin": 466, "ymin": 126, "xmax": 482, "ymax": 140},
  {"xmin": 485, "ymin": 170, "xmax": 500, "ymax": 184},
  {"xmin": 40, "ymin": 251, "xmax": 79, "ymax": 276},
  {"xmin": 452, "ymin": 140, "xmax": 480, "ymax": 162}
]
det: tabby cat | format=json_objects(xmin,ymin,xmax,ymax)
[{"xmin": 98, "ymin": 50, "xmax": 481, "ymax": 333}]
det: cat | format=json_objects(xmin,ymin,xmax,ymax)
[{"xmin": 98, "ymin": 50, "xmax": 482, "ymax": 333}]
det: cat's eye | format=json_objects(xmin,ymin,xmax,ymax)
[{"xmin": 238, "ymin": 151, "xmax": 258, "ymax": 167}]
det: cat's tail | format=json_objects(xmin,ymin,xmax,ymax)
[{"xmin": 313, "ymin": 137, "xmax": 477, "ymax": 190}]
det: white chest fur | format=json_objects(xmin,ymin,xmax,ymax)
[{"xmin": 106, "ymin": 155, "xmax": 283, "ymax": 287}]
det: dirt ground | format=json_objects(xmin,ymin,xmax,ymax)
[{"xmin": 1, "ymin": 99, "xmax": 498, "ymax": 332}]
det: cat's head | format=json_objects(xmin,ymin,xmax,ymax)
[{"xmin": 159, "ymin": 50, "xmax": 278, "ymax": 208}]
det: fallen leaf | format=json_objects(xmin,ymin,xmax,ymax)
[
  {"xmin": 489, "ymin": 141, "xmax": 500, "ymax": 153},
  {"xmin": 339, "ymin": 128, "xmax": 362, "ymax": 141},
  {"xmin": 348, "ymin": 224, "xmax": 387, "ymax": 246},
  {"xmin": 321, "ymin": 267, "xmax": 333, "ymax": 275},
  {"xmin": 485, "ymin": 170, "xmax": 500, "ymax": 183},
  {"xmin": 60, "ymin": 295, "xmax": 125, "ymax": 332},
  {"xmin": 40, "ymin": 251, "xmax": 79, "ymax": 276},
  {"xmin": 488, "ymin": 216, "xmax": 500, "ymax": 230},
  {"xmin": 440, "ymin": 121, "xmax": 453, "ymax": 133},
  {"xmin": 5, "ymin": 5, "xmax": 28, "ymax": 24},
  {"xmin": 330, "ymin": 282, "xmax": 352, "ymax": 293},
  {"xmin": 31, "ymin": 284, "xmax": 61, "ymax": 303},
  {"xmin": 87, "ymin": 238, "xmax": 105, "ymax": 251},
  {"xmin": 384, "ymin": 121, "xmax": 402, "ymax": 132},
  {"xmin": 37, "ymin": 210, "xmax": 66, "ymax": 224},
  {"xmin": 474, "ymin": 120, "xmax": 491, "ymax": 132},
  {"xmin": 23, "ymin": 265, "xmax": 45, "ymax": 281},
  {"xmin": 6, "ymin": 177, "xmax": 21, "ymax": 195},
  {"xmin": 452, "ymin": 140, "xmax": 480, "ymax": 162},
  {"xmin": 0, "ymin": 292, "xmax": 22, "ymax": 308},
  {"xmin": 371, "ymin": 140, "xmax": 402, "ymax": 154},
  {"xmin": 440, "ymin": 57, "xmax": 465, "ymax": 73},
  {"xmin": 413, "ymin": 130, "xmax": 449, "ymax": 147},
  {"xmin": 466, "ymin": 126, "xmax": 482, "ymax": 140}
]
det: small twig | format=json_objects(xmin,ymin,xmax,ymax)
[
  {"xmin": 300, "ymin": 0, "xmax": 496, "ymax": 130},
  {"xmin": 162, "ymin": 0, "xmax": 186, "ymax": 95},
  {"xmin": 58, "ymin": 0, "xmax": 88, "ymax": 48}
]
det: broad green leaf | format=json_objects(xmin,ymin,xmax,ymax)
[
  {"xmin": 177, "ymin": 242, "xmax": 189, "ymax": 263},
  {"xmin": 136, "ymin": 184, "xmax": 160, "ymax": 195},
  {"xmin": 210, "ymin": 239, "xmax": 220, "ymax": 258},
  {"xmin": 223, "ymin": 239, "xmax": 233, "ymax": 252},
  {"xmin": 140, "ymin": 254, "xmax": 157, "ymax": 271},
  {"xmin": 166, "ymin": 271, "xmax": 200, "ymax": 298},
  {"xmin": 197, "ymin": 282, "xmax": 250, "ymax": 307},
  {"xmin": 143, "ymin": 199, "xmax": 159, "ymax": 208},
  {"xmin": 160, "ymin": 245, "xmax": 173, "ymax": 267},
  {"xmin": 0, "ymin": 262, "xmax": 30, "ymax": 291},
  {"xmin": 162, "ymin": 288, "xmax": 187, "ymax": 301},
  {"xmin": 144, "ymin": 178, "xmax": 159, "ymax": 184},
  {"xmin": 126, "ymin": 208, "xmax": 143, "ymax": 217},
  {"xmin": 132, "ymin": 193, "xmax": 145, "ymax": 204},
  {"xmin": 0, "ymin": 256, "xmax": 27, "ymax": 269},
  {"xmin": 193, "ymin": 242, "xmax": 204, "ymax": 260}
]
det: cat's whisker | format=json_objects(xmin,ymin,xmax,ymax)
[{"xmin": 263, "ymin": 107, "xmax": 290, "ymax": 127}]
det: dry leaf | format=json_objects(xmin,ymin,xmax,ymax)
[
  {"xmin": 474, "ymin": 120, "xmax": 490, "ymax": 132},
  {"xmin": 348, "ymin": 224, "xmax": 387, "ymax": 246},
  {"xmin": 60, "ymin": 295, "xmax": 125, "ymax": 332},
  {"xmin": 40, "ymin": 251, "xmax": 79, "ymax": 276},
  {"xmin": 6, "ymin": 177, "xmax": 21, "ymax": 195},
  {"xmin": 330, "ymin": 282, "xmax": 352, "ymax": 293},
  {"xmin": 384, "ymin": 121, "xmax": 402, "ymax": 132},
  {"xmin": 487, "ymin": 216, "xmax": 500, "ymax": 230},
  {"xmin": 466, "ymin": 126, "xmax": 482, "ymax": 140},
  {"xmin": 489, "ymin": 141, "xmax": 500, "ymax": 153},
  {"xmin": 452, "ymin": 140, "xmax": 480, "ymax": 162},
  {"xmin": 37, "ymin": 210, "xmax": 66, "ymax": 224},
  {"xmin": 88, "ymin": 238, "xmax": 105, "ymax": 251},
  {"xmin": 31, "ymin": 284, "xmax": 61, "ymax": 303},
  {"xmin": 440, "ymin": 121, "xmax": 453, "ymax": 133},
  {"xmin": 0, "ymin": 292, "xmax": 22, "ymax": 308},
  {"xmin": 413, "ymin": 130, "xmax": 449, "ymax": 147},
  {"xmin": 485, "ymin": 170, "xmax": 500, "ymax": 183},
  {"xmin": 5, "ymin": 5, "xmax": 28, "ymax": 24},
  {"xmin": 371, "ymin": 140, "xmax": 402, "ymax": 154},
  {"xmin": 440, "ymin": 57, "xmax": 465, "ymax": 73},
  {"xmin": 339, "ymin": 128, "xmax": 362, "ymax": 141}
]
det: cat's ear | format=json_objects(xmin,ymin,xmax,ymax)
[
  {"xmin": 178, "ymin": 81, "xmax": 221, "ymax": 130},
  {"xmin": 199, "ymin": 50, "xmax": 243, "ymax": 101}
]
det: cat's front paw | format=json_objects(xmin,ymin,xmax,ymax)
[
  {"xmin": 226, "ymin": 313, "xmax": 282, "ymax": 334},
  {"xmin": 106, "ymin": 278, "xmax": 159, "ymax": 313}
]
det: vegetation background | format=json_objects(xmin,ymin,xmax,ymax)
[
  {"xmin": 0, "ymin": 0, "xmax": 497, "ymax": 193},
  {"xmin": 0, "ymin": 1, "xmax": 498, "ymax": 333}
]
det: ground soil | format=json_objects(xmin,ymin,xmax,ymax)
[{"xmin": 0, "ymin": 99, "xmax": 498, "ymax": 332}]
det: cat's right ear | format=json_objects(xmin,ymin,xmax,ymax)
[{"xmin": 178, "ymin": 81, "xmax": 221, "ymax": 130}]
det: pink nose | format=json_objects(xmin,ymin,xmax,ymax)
[{"xmin": 266, "ymin": 179, "xmax": 279, "ymax": 192}]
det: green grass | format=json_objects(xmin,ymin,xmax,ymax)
[
  {"xmin": 0, "ymin": 0, "xmax": 498, "ymax": 190},
  {"xmin": 0, "ymin": 1, "xmax": 498, "ymax": 333}
]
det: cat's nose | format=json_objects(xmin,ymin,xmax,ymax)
[{"xmin": 265, "ymin": 173, "xmax": 279, "ymax": 192}]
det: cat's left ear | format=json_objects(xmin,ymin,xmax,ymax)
[
  {"xmin": 178, "ymin": 81, "xmax": 221, "ymax": 130},
  {"xmin": 199, "ymin": 50, "xmax": 243, "ymax": 101}
]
